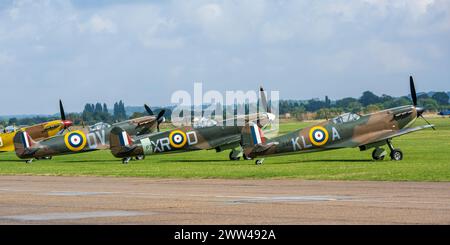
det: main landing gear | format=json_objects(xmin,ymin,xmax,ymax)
[
  {"xmin": 387, "ymin": 139, "xmax": 403, "ymax": 161},
  {"xmin": 371, "ymin": 140, "xmax": 403, "ymax": 161},
  {"xmin": 122, "ymin": 157, "xmax": 131, "ymax": 164},
  {"xmin": 228, "ymin": 148, "xmax": 252, "ymax": 161}
]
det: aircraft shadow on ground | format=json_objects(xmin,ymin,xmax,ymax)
[{"xmin": 278, "ymin": 159, "xmax": 375, "ymax": 164}]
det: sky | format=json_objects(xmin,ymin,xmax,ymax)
[{"xmin": 0, "ymin": 0, "xmax": 449, "ymax": 115}]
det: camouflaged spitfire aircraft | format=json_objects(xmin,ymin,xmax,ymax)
[
  {"xmin": 0, "ymin": 100, "xmax": 72, "ymax": 153},
  {"xmin": 242, "ymin": 76, "xmax": 435, "ymax": 165},
  {"xmin": 13, "ymin": 105, "xmax": 165, "ymax": 163},
  {"xmin": 109, "ymin": 88, "xmax": 276, "ymax": 164}
]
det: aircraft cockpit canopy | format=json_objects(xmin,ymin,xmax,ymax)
[
  {"xmin": 89, "ymin": 122, "xmax": 111, "ymax": 131},
  {"xmin": 193, "ymin": 117, "xmax": 218, "ymax": 128},
  {"xmin": 332, "ymin": 113, "xmax": 361, "ymax": 124},
  {"xmin": 3, "ymin": 125, "xmax": 18, "ymax": 133}
]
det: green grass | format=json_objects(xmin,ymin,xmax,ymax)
[{"xmin": 0, "ymin": 118, "xmax": 449, "ymax": 181}]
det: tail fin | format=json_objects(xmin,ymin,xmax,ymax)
[
  {"xmin": 242, "ymin": 122, "xmax": 266, "ymax": 147},
  {"xmin": 241, "ymin": 122, "xmax": 276, "ymax": 158},
  {"xmin": 109, "ymin": 127, "xmax": 138, "ymax": 158},
  {"xmin": 13, "ymin": 130, "xmax": 38, "ymax": 159}
]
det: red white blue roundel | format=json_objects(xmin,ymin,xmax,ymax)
[
  {"xmin": 309, "ymin": 126, "xmax": 329, "ymax": 146},
  {"xmin": 64, "ymin": 131, "xmax": 87, "ymax": 151},
  {"xmin": 169, "ymin": 130, "xmax": 187, "ymax": 148}
]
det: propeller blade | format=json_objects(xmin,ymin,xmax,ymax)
[
  {"xmin": 420, "ymin": 115, "xmax": 436, "ymax": 130},
  {"xmin": 156, "ymin": 109, "xmax": 166, "ymax": 132},
  {"xmin": 59, "ymin": 99, "xmax": 66, "ymax": 121},
  {"xmin": 157, "ymin": 110, "xmax": 165, "ymax": 122},
  {"xmin": 144, "ymin": 104, "xmax": 154, "ymax": 116},
  {"xmin": 410, "ymin": 76, "xmax": 417, "ymax": 106},
  {"xmin": 259, "ymin": 86, "xmax": 270, "ymax": 113}
]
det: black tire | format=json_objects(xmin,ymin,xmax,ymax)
[
  {"xmin": 229, "ymin": 151, "xmax": 240, "ymax": 161},
  {"xmin": 243, "ymin": 153, "xmax": 252, "ymax": 160},
  {"xmin": 390, "ymin": 149, "xmax": 403, "ymax": 161},
  {"xmin": 255, "ymin": 160, "xmax": 263, "ymax": 165},
  {"xmin": 372, "ymin": 149, "xmax": 385, "ymax": 161}
]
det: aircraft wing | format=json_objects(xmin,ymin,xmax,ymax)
[
  {"xmin": 209, "ymin": 134, "xmax": 241, "ymax": 148},
  {"xmin": 251, "ymin": 142, "xmax": 279, "ymax": 153},
  {"xmin": 359, "ymin": 124, "xmax": 434, "ymax": 146}
]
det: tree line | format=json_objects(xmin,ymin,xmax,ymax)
[{"xmin": 1, "ymin": 91, "xmax": 449, "ymax": 128}]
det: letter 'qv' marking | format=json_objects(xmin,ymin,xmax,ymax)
[{"xmin": 141, "ymin": 138, "xmax": 152, "ymax": 155}]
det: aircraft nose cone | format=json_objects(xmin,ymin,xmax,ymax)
[
  {"xmin": 63, "ymin": 120, "xmax": 73, "ymax": 128},
  {"xmin": 416, "ymin": 107, "xmax": 425, "ymax": 117}
]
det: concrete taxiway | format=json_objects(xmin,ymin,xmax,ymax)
[{"xmin": 0, "ymin": 176, "xmax": 449, "ymax": 224}]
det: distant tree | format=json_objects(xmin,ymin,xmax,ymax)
[
  {"xmin": 419, "ymin": 98, "xmax": 439, "ymax": 111},
  {"xmin": 316, "ymin": 108, "xmax": 331, "ymax": 120},
  {"xmin": 359, "ymin": 91, "xmax": 380, "ymax": 106},
  {"xmin": 347, "ymin": 101, "xmax": 363, "ymax": 113},
  {"xmin": 364, "ymin": 104, "xmax": 382, "ymax": 113},
  {"xmin": 94, "ymin": 103, "xmax": 103, "ymax": 114},
  {"xmin": 417, "ymin": 93, "xmax": 429, "ymax": 100},
  {"xmin": 291, "ymin": 105, "xmax": 306, "ymax": 120},
  {"xmin": 336, "ymin": 97, "xmax": 359, "ymax": 109},
  {"xmin": 325, "ymin": 96, "xmax": 331, "ymax": 107},
  {"xmin": 8, "ymin": 117, "xmax": 18, "ymax": 125},
  {"xmin": 432, "ymin": 92, "xmax": 449, "ymax": 105},
  {"xmin": 129, "ymin": 112, "xmax": 146, "ymax": 119},
  {"xmin": 305, "ymin": 99, "xmax": 327, "ymax": 112}
]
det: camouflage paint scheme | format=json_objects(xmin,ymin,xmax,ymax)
[
  {"xmin": 109, "ymin": 113, "xmax": 275, "ymax": 162},
  {"xmin": 13, "ymin": 116, "xmax": 158, "ymax": 160},
  {"xmin": 241, "ymin": 106, "xmax": 432, "ymax": 163},
  {"xmin": 0, "ymin": 119, "xmax": 71, "ymax": 152}
]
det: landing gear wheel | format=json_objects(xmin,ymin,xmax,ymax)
[
  {"xmin": 255, "ymin": 159, "xmax": 264, "ymax": 165},
  {"xmin": 390, "ymin": 149, "xmax": 403, "ymax": 161},
  {"xmin": 25, "ymin": 159, "xmax": 33, "ymax": 164},
  {"xmin": 135, "ymin": 155, "xmax": 145, "ymax": 161},
  {"xmin": 372, "ymin": 148, "xmax": 386, "ymax": 161},
  {"xmin": 229, "ymin": 151, "xmax": 241, "ymax": 161},
  {"xmin": 122, "ymin": 157, "xmax": 131, "ymax": 164}
]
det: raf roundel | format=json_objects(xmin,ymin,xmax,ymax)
[
  {"xmin": 64, "ymin": 130, "xmax": 87, "ymax": 151},
  {"xmin": 168, "ymin": 130, "xmax": 187, "ymax": 148},
  {"xmin": 309, "ymin": 126, "xmax": 329, "ymax": 146}
]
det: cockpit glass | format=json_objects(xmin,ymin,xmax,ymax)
[
  {"xmin": 193, "ymin": 117, "xmax": 218, "ymax": 128},
  {"xmin": 4, "ymin": 126, "xmax": 18, "ymax": 133},
  {"xmin": 332, "ymin": 113, "xmax": 360, "ymax": 124},
  {"xmin": 89, "ymin": 122, "xmax": 111, "ymax": 131}
]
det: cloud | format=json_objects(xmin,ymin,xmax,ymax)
[
  {"xmin": 81, "ymin": 15, "xmax": 117, "ymax": 34},
  {"xmin": 0, "ymin": 0, "xmax": 449, "ymax": 114}
]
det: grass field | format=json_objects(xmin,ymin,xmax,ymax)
[{"xmin": 0, "ymin": 117, "xmax": 449, "ymax": 181}]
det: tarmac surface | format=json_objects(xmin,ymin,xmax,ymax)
[{"xmin": 0, "ymin": 175, "xmax": 449, "ymax": 224}]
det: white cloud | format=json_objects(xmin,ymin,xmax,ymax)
[
  {"xmin": 0, "ymin": 0, "xmax": 448, "ymax": 114},
  {"xmin": 368, "ymin": 40, "xmax": 420, "ymax": 72},
  {"xmin": 84, "ymin": 15, "xmax": 117, "ymax": 34}
]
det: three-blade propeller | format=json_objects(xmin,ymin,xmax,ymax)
[
  {"xmin": 410, "ymin": 76, "xmax": 435, "ymax": 130},
  {"xmin": 58, "ymin": 99, "xmax": 73, "ymax": 134},
  {"xmin": 144, "ymin": 104, "xmax": 165, "ymax": 132}
]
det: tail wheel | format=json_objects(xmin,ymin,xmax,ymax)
[{"xmin": 390, "ymin": 149, "xmax": 403, "ymax": 161}]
